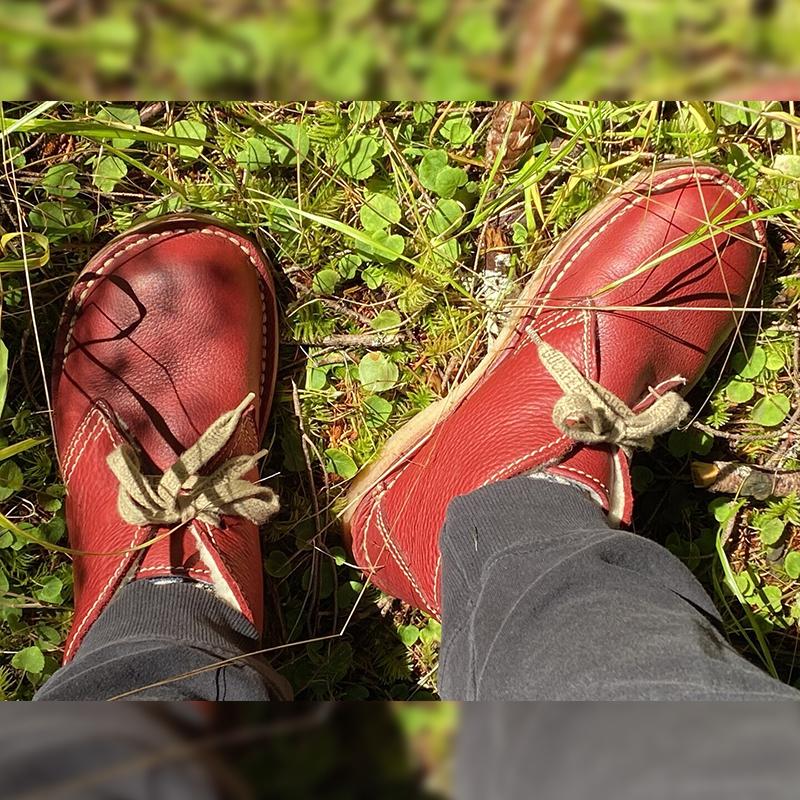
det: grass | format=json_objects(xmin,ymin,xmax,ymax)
[{"xmin": 2, "ymin": 100, "xmax": 800, "ymax": 700}]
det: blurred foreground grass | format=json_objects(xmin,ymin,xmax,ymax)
[{"xmin": 1, "ymin": 0, "xmax": 800, "ymax": 98}]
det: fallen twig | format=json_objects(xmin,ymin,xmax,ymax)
[
  {"xmin": 284, "ymin": 332, "xmax": 409, "ymax": 349},
  {"xmin": 691, "ymin": 460, "xmax": 800, "ymax": 499},
  {"xmin": 139, "ymin": 102, "xmax": 166, "ymax": 125},
  {"xmin": 319, "ymin": 297, "xmax": 373, "ymax": 326},
  {"xmin": 689, "ymin": 420, "xmax": 741, "ymax": 440}
]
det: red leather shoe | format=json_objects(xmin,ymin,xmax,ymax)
[
  {"xmin": 344, "ymin": 163, "xmax": 765, "ymax": 617},
  {"xmin": 53, "ymin": 215, "xmax": 279, "ymax": 663}
]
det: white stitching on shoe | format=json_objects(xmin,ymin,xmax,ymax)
[
  {"xmin": 373, "ymin": 472, "xmax": 432, "ymax": 609},
  {"xmin": 522, "ymin": 314, "xmax": 582, "ymax": 347},
  {"xmin": 553, "ymin": 465, "xmax": 609, "ymax": 496},
  {"xmin": 535, "ymin": 312, "xmax": 583, "ymax": 338},
  {"xmin": 361, "ymin": 490, "xmax": 379, "ymax": 571},
  {"xmin": 62, "ymin": 408, "xmax": 111, "ymax": 484},
  {"xmin": 532, "ymin": 306, "xmax": 573, "ymax": 332},
  {"xmin": 197, "ymin": 520, "xmax": 246, "ymax": 614},
  {"xmin": 582, "ymin": 309, "xmax": 591, "ymax": 374},
  {"xmin": 205, "ymin": 521, "xmax": 218, "ymax": 550},
  {"xmin": 481, "ymin": 437, "xmax": 570, "ymax": 485},
  {"xmin": 358, "ymin": 454, "xmax": 415, "ymax": 571},
  {"xmin": 61, "ymin": 406, "xmax": 101, "ymax": 472},
  {"xmin": 64, "ymin": 526, "xmax": 142, "ymax": 662},
  {"xmin": 376, "ymin": 506, "xmax": 430, "ymax": 608},
  {"xmin": 258, "ymin": 280, "xmax": 269, "ymax": 405},
  {"xmin": 62, "ymin": 404, "xmax": 139, "ymax": 662},
  {"xmin": 137, "ymin": 565, "xmax": 211, "ymax": 577},
  {"xmin": 64, "ymin": 518, "xmax": 144, "ymax": 663},
  {"xmin": 513, "ymin": 308, "xmax": 576, "ymax": 354},
  {"xmin": 63, "ymin": 416, "xmax": 108, "ymax": 486}
]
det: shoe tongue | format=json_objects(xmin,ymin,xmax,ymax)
[
  {"xmin": 135, "ymin": 521, "xmax": 214, "ymax": 584},
  {"xmin": 546, "ymin": 443, "xmax": 633, "ymax": 526}
]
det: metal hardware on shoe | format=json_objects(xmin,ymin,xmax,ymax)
[
  {"xmin": 531, "ymin": 331, "xmax": 689, "ymax": 454},
  {"xmin": 107, "ymin": 393, "xmax": 279, "ymax": 528}
]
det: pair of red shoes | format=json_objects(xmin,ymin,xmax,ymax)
[{"xmin": 54, "ymin": 163, "xmax": 764, "ymax": 662}]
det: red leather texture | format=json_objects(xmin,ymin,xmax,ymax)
[
  {"xmin": 52, "ymin": 216, "xmax": 278, "ymax": 662},
  {"xmin": 348, "ymin": 164, "xmax": 765, "ymax": 617}
]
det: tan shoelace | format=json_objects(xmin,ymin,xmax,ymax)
[
  {"xmin": 531, "ymin": 331, "xmax": 689, "ymax": 455},
  {"xmin": 107, "ymin": 393, "xmax": 279, "ymax": 528}
]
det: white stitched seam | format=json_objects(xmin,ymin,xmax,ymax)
[
  {"xmin": 512, "ymin": 307, "xmax": 576, "ymax": 355},
  {"xmin": 375, "ymin": 500, "xmax": 431, "ymax": 609},
  {"xmin": 61, "ymin": 410, "xmax": 105, "ymax": 483},
  {"xmin": 137, "ymin": 565, "xmax": 211, "ymax": 576},
  {"xmin": 532, "ymin": 306, "xmax": 572, "ymax": 332},
  {"xmin": 63, "ymin": 417, "xmax": 105, "ymax": 485},
  {"xmin": 63, "ymin": 407, "xmax": 135, "ymax": 661},
  {"xmin": 62, "ymin": 408, "xmax": 118, "ymax": 485},
  {"xmin": 481, "ymin": 437, "xmax": 569, "ymax": 486},
  {"xmin": 361, "ymin": 489, "xmax": 380, "ymax": 570},
  {"xmin": 535, "ymin": 312, "xmax": 583, "ymax": 338},
  {"xmin": 582, "ymin": 309, "xmax": 591, "ymax": 375},
  {"xmin": 370, "ymin": 468, "xmax": 432, "ymax": 609},
  {"xmin": 359, "ymin": 456, "xmax": 416, "ymax": 573},
  {"xmin": 64, "ymin": 526, "xmax": 142, "ymax": 662},
  {"xmin": 63, "ymin": 413, "xmax": 139, "ymax": 661},
  {"xmin": 204, "ymin": 520, "xmax": 219, "ymax": 551},
  {"xmin": 258, "ymin": 278, "xmax": 269, "ymax": 407},
  {"xmin": 524, "ymin": 314, "xmax": 582, "ymax": 343},
  {"xmin": 359, "ymin": 419, "xmax": 568, "ymax": 608},
  {"xmin": 555, "ymin": 465, "xmax": 609, "ymax": 496}
]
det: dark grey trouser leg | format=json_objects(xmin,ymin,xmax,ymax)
[
  {"xmin": 439, "ymin": 477, "xmax": 799, "ymax": 700},
  {"xmin": 0, "ymin": 704, "xmax": 227, "ymax": 800},
  {"xmin": 35, "ymin": 581, "xmax": 291, "ymax": 701},
  {"xmin": 456, "ymin": 703, "xmax": 800, "ymax": 800}
]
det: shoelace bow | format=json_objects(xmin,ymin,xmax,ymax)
[
  {"xmin": 106, "ymin": 393, "xmax": 279, "ymax": 527},
  {"xmin": 531, "ymin": 331, "xmax": 689, "ymax": 455}
]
